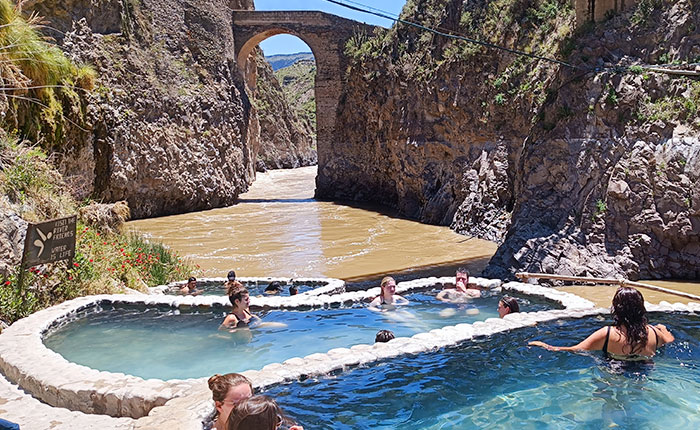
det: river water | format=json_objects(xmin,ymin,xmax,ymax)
[{"xmin": 128, "ymin": 167, "xmax": 497, "ymax": 281}]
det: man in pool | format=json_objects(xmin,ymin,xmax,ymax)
[
  {"xmin": 180, "ymin": 277, "xmax": 201, "ymax": 295},
  {"xmin": 436, "ymin": 268, "xmax": 482, "ymax": 303}
]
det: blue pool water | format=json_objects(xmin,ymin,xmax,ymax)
[
  {"xmin": 265, "ymin": 313, "xmax": 700, "ymax": 429},
  {"xmin": 42, "ymin": 291, "xmax": 553, "ymax": 380}
]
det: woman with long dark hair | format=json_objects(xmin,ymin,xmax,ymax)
[{"xmin": 529, "ymin": 286, "xmax": 674, "ymax": 360}]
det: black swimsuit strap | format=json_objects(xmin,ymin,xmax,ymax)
[
  {"xmin": 650, "ymin": 325, "xmax": 660, "ymax": 349},
  {"xmin": 602, "ymin": 326, "xmax": 611, "ymax": 355}
]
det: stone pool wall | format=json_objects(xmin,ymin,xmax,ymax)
[
  {"xmin": 148, "ymin": 276, "xmax": 345, "ymax": 297},
  {"xmin": 1, "ymin": 277, "xmax": 696, "ymax": 429}
]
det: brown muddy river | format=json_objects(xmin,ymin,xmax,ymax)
[{"xmin": 128, "ymin": 167, "xmax": 497, "ymax": 280}]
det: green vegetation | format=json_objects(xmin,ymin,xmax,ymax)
[
  {"xmin": 593, "ymin": 199, "xmax": 607, "ymax": 220},
  {"xmin": 630, "ymin": 0, "xmax": 662, "ymax": 26},
  {"xmin": 635, "ymin": 80, "xmax": 700, "ymax": 128},
  {"xmin": 0, "ymin": 0, "xmax": 95, "ymax": 149},
  {"xmin": 0, "ymin": 4, "xmax": 196, "ymax": 324},
  {"xmin": 0, "ymin": 137, "xmax": 197, "ymax": 324},
  {"xmin": 274, "ymin": 59, "xmax": 317, "ymax": 133}
]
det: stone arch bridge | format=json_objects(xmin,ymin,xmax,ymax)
[{"xmin": 232, "ymin": 10, "xmax": 375, "ymax": 193}]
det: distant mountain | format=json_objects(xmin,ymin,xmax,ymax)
[
  {"xmin": 265, "ymin": 52, "xmax": 314, "ymax": 71},
  {"xmin": 274, "ymin": 59, "xmax": 316, "ymax": 139}
]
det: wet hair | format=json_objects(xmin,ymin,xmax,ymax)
[
  {"xmin": 611, "ymin": 286, "xmax": 648, "ymax": 354},
  {"xmin": 289, "ymin": 285, "xmax": 298, "ymax": 295},
  {"xmin": 226, "ymin": 395, "xmax": 296, "ymax": 430},
  {"xmin": 264, "ymin": 281, "xmax": 282, "ymax": 293},
  {"xmin": 208, "ymin": 373, "xmax": 253, "ymax": 406},
  {"xmin": 456, "ymin": 268, "xmax": 469, "ymax": 277},
  {"xmin": 188, "ymin": 276, "xmax": 197, "ymax": 283},
  {"xmin": 227, "ymin": 282, "xmax": 248, "ymax": 306},
  {"xmin": 375, "ymin": 330, "xmax": 395, "ymax": 343},
  {"xmin": 227, "ymin": 270, "xmax": 237, "ymax": 281},
  {"xmin": 499, "ymin": 296, "xmax": 520, "ymax": 314}
]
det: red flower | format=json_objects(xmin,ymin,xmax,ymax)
[
  {"xmin": 89, "ymin": 259, "xmax": 93, "ymax": 263},
  {"xmin": 121, "ymin": 265, "xmax": 125, "ymax": 269},
  {"xmin": 73, "ymin": 262, "xmax": 79, "ymax": 267},
  {"xmin": 4, "ymin": 281, "xmax": 10, "ymax": 286}
]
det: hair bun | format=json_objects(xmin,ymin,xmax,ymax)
[{"xmin": 208, "ymin": 374, "xmax": 222, "ymax": 388}]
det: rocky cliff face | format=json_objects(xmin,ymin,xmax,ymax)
[
  {"xmin": 329, "ymin": 0, "xmax": 699, "ymax": 279},
  {"xmin": 252, "ymin": 52, "xmax": 317, "ymax": 170},
  {"xmin": 23, "ymin": 0, "xmax": 306, "ymax": 219},
  {"xmin": 485, "ymin": 0, "xmax": 700, "ymax": 280},
  {"xmin": 23, "ymin": 0, "xmax": 258, "ymax": 219}
]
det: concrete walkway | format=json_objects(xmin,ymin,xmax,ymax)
[{"xmin": 0, "ymin": 372, "xmax": 135, "ymax": 430}]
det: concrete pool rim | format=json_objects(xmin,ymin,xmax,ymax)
[{"xmin": 4, "ymin": 276, "xmax": 695, "ymax": 429}]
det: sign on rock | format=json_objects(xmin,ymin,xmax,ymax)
[{"xmin": 22, "ymin": 215, "xmax": 77, "ymax": 267}]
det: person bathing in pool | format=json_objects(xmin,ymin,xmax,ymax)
[
  {"xmin": 220, "ymin": 284, "xmax": 287, "ymax": 330},
  {"xmin": 221, "ymin": 283, "xmax": 259, "ymax": 329},
  {"xmin": 529, "ymin": 286, "xmax": 674, "ymax": 361},
  {"xmin": 436, "ymin": 268, "xmax": 483, "ymax": 303},
  {"xmin": 369, "ymin": 276, "xmax": 408, "ymax": 312}
]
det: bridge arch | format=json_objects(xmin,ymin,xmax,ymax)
[{"xmin": 232, "ymin": 10, "xmax": 375, "ymax": 193}]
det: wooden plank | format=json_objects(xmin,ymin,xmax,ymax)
[{"xmin": 515, "ymin": 272, "xmax": 700, "ymax": 302}]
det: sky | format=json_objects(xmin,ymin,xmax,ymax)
[{"xmin": 254, "ymin": 0, "xmax": 407, "ymax": 56}]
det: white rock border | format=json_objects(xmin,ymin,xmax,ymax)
[
  {"xmin": 5, "ymin": 276, "xmax": 688, "ymax": 427},
  {"xmin": 148, "ymin": 276, "xmax": 345, "ymax": 297}
]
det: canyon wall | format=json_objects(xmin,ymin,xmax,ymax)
[
  {"xmin": 22, "ymin": 0, "xmax": 311, "ymax": 219},
  {"xmin": 327, "ymin": 0, "xmax": 699, "ymax": 279}
]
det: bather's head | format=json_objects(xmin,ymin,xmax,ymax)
[
  {"xmin": 208, "ymin": 373, "xmax": 253, "ymax": 427},
  {"xmin": 375, "ymin": 329, "xmax": 395, "ymax": 343},
  {"xmin": 289, "ymin": 285, "xmax": 298, "ymax": 296},
  {"xmin": 227, "ymin": 395, "xmax": 293, "ymax": 430},
  {"xmin": 227, "ymin": 270, "xmax": 237, "ymax": 282},
  {"xmin": 498, "ymin": 296, "xmax": 519, "ymax": 318},
  {"xmin": 380, "ymin": 276, "xmax": 396, "ymax": 298},
  {"xmin": 264, "ymin": 282, "xmax": 282, "ymax": 295},
  {"xmin": 455, "ymin": 267, "xmax": 469, "ymax": 286},
  {"xmin": 228, "ymin": 283, "xmax": 249, "ymax": 309}
]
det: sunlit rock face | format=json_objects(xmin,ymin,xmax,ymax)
[
  {"xmin": 27, "ymin": 0, "xmax": 261, "ymax": 219},
  {"xmin": 322, "ymin": 0, "xmax": 700, "ymax": 280}
]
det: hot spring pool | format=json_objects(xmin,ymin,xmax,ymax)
[
  {"xmin": 42, "ymin": 291, "xmax": 554, "ymax": 380},
  {"xmin": 264, "ymin": 313, "xmax": 700, "ymax": 429},
  {"xmin": 169, "ymin": 280, "xmax": 318, "ymax": 297}
]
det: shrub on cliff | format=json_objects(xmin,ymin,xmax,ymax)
[
  {"xmin": 0, "ymin": 0, "xmax": 95, "ymax": 149},
  {"xmin": 0, "ymin": 136, "xmax": 197, "ymax": 324}
]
